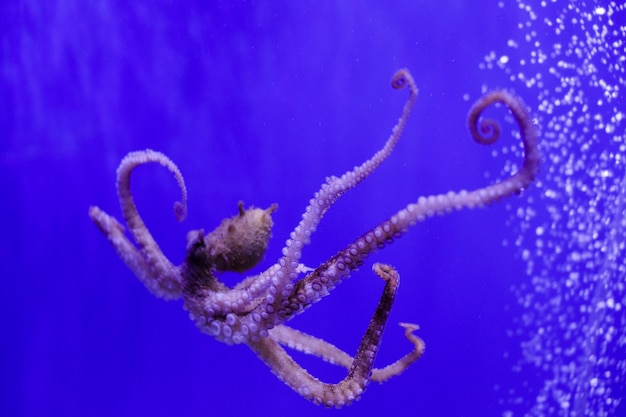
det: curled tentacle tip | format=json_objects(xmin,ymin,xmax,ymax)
[
  {"xmin": 398, "ymin": 322, "xmax": 419, "ymax": 332},
  {"xmin": 391, "ymin": 68, "xmax": 417, "ymax": 97},
  {"xmin": 372, "ymin": 262, "xmax": 399, "ymax": 283},
  {"xmin": 391, "ymin": 70, "xmax": 408, "ymax": 90},
  {"xmin": 174, "ymin": 201, "xmax": 187, "ymax": 222},
  {"xmin": 474, "ymin": 119, "xmax": 501, "ymax": 145}
]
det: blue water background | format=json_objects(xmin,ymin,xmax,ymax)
[{"xmin": 2, "ymin": 2, "xmax": 619, "ymax": 416}]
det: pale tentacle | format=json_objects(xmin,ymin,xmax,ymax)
[
  {"xmin": 374, "ymin": 323, "xmax": 424, "ymax": 383},
  {"xmin": 270, "ymin": 321, "xmax": 424, "ymax": 383},
  {"xmin": 89, "ymin": 206, "xmax": 158, "ymax": 291},
  {"xmin": 269, "ymin": 70, "xmax": 418, "ymax": 303},
  {"xmin": 248, "ymin": 263, "xmax": 403, "ymax": 407},
  {"xmin": 98, "ymin": 149, "xmax": 187, "ymax": 299},
  {"xmin": 256, "ymin": 89, "xmax": 540, "ymax": 321}
]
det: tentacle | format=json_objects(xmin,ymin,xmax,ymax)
[
  {"xmin": 89, "ymin": 205, "xmax": 160, "ymax": 293},
  {"xmin": 468, "ymin": 90, "xmax": 540, "ymax": 184},
  {"xmin": 117, "ymin": 149, "xmax": 187, "ymax": 228},
  {"xmin": 269, "ymin": 321, "xmax": 424, "ymax": 383},
  {"xmin": 374, "ymin": 323, "xmax": 424, "ymax": 382},
  {"xmin": 259, "ymin": 69, "xmax": 418, "ymax": 323},
  {"xmin": 112, "ymin": 149, "xmax": 187, "ymax": 299},
  {"xmin": 257, "ymin": 89, "xmax": 540, "ymax": 321},
  {"xmin": 247, "ymin": 263, "xmax": 404, "ymax": 407},
  {"xmin": 182, "ymin": 262, "xmax": 313, "ymax": 346}
]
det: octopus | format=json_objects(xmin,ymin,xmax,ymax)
[{"xmin": 89, "ymin": 68, "xmax": 540, "ymax": 407}]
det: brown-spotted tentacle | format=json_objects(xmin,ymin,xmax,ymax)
[
  {"xmin": 256, "ymin": 89, "xmax": 540, "ymax": 322},
  {"xmin": 262, "ymin": 69, "xmax": 418, "ymax": 322},
  {"xmin": 247, "ymin": 263, "xmax": 403, "ymax": 407},
  {"xmin": 115, "ymin": 149, "xmax": 188, "ymax": 298}
]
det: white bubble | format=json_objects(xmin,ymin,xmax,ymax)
[{"xmin": 484, "ymin": 1, "xmax": 626, "ymax": 416}]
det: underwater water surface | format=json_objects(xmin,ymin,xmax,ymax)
[{"xmin": 1, "ymin": 1, "xmax": 625, "ymax": 416}]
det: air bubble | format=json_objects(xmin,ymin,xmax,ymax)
[{"xmin": 483, "ymin": 1, "xmax": 626, "ymax": 416}]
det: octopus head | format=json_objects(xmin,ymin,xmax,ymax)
[{"xmin": 201, "ymin": 201, "xmax": 278, "ymax": 273}]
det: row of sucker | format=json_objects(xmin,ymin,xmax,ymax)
[
  {"xmin": 114, "ymin": 149, "xmax": 187, "ymax": 299},
  {"xmin": 250, "ymin": 88, "xmax": 540, "ymax": 334},
  {"xmin": 264, "ymin": 69, "xmax": 419, "ymax": 322}
]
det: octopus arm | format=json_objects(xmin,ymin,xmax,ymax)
[
  {"xmin": 266, "ymin": 69, "xmax": 418, "ymax": 310},
  {"xmin": 88, "ymin": 205, "xmax": 171, "ymax": 295},
  {"xmin": 256, "ymin": 88, "xmax": 540, "ymax": 323},
  {"xmin": 90, "ymin": 149, "xmax": 188, "ymax": 299},
  {"xmin": 270, "ymin": 320, "xmax": 424, "ymax": 383},
  {"xmin": 248, "ymin": 263, "xmax": 407, "ymax": 407}
]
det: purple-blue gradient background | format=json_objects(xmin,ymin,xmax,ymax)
[{"xmin": 2, "ymin": 2, "xmax": 556, "ymax": 416}]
